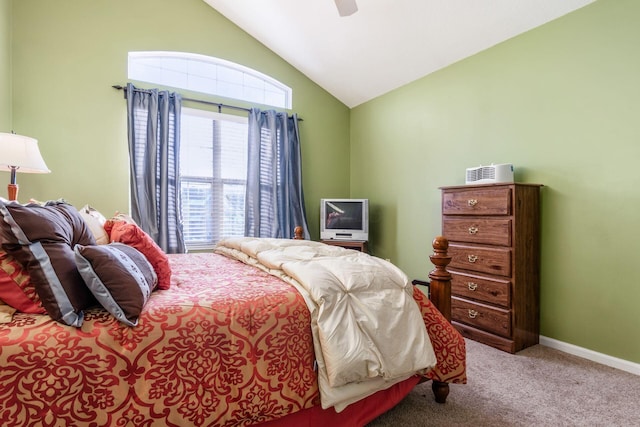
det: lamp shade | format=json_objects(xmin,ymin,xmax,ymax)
[{"xmin": 0, "ymin": 132, "xmax": 50, "ymax": 174}]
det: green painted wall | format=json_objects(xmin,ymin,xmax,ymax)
[
  {"xmin": 9, "ymin": 0, "xmax": 350, "ymax": 238},
  {"xmin": 351, "ymin": 0, "xmax": 640, "ymax": 363},
  {"xmin": 0, "ymin": 0, "xmax": 10, "ymax": 130}
]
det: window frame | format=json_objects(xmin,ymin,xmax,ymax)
[{"xmin": 128, "ymin": 51, "xmax": 293, "ymax": 109}]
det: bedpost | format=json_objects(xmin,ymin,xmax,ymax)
[
  {"xmin": 428, "ymin": 236, "xmax": 451, "ymax": 321},
  {"xmin": 294, "ymin": 226, "xmax": 304, "ymax": 240},
  {"xmin": 428, "ymin": 236, "xmax": 452, "ymax": 404}
]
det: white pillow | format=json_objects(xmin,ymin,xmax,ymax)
[{"xmin": 78, "ymin": 204, "xmax": 109, "ymax": 245}]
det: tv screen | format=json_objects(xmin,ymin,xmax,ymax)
[
  {"xmin": 325, "ymin": 201, "xmax": 362, "ymax": 230},
  {"xmin": 320, "ymin": 199, "xmax": 368, "ymax": 241}
]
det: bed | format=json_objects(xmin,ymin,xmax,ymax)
[{"xmin": 0, "ymin": 201, "xmax": 466, "ymax": 426}]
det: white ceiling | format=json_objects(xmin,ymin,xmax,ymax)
[{"xmin": 203, "ymin": 0, "xmax": 595, "ymax": 108}]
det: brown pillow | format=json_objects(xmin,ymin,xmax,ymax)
[
  {"xmin": 75, "ymin": 243, "xmax": 157, "ymax": 327},
  {"xmin": 0, "ymin": 200, "xmax": 97, "ymax": 326}
]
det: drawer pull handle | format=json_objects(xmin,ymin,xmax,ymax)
[
  {"xmin": 467, "ymin": 254, "xmax": 478, "ymax": 263},
  {"xmin": 468, "ymin": 309, "xmax": 479, "ymax": 319},
  {"xmin": 468, "ymin": 226, "xmax": 478, "ymax": 234},
  {"xmin": 468, "ymin": 282, "xmax": 478, "ymax": 291},
  {"xmin": 467, "ymin": 199, "xmax": 478, "ymax": 207}
]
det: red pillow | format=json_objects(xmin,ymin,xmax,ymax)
[
  {"xmin": 106, "ymin": 221, "xmax": 171, "ymax": 290},
  {"xmin": 0, "ymin": 250, "xmax": 46, "ymax": 314}
]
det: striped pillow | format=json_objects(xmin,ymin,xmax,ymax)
[
  {"xmin": 75, "ymin": 243, "xmax": 157, "ymax": 327},
  {"xmin": 0, "ymin": 200, "xmax": 96, "ymax": 326}
]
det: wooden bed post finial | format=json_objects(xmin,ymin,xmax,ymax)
[{"xmin": 428, "ymin": 236, "xmax": 451, "ymax": 322}]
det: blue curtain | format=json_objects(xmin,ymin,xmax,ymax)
[
  {"xmin": 126, "ymin": 83, "xmax": 186, "ymax": 253},
  {"xmin": 245, "ymin": 108, "xmax": 310, "ymax": 239}
]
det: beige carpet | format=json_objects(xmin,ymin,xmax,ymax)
[{"xmin": 367, "ymin": 339, "xmax": 640, "ymax": 426}]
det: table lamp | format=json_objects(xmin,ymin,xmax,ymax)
[{"xmin": 0, "ymin": 132, "xmax": 51, "ymax": 201}]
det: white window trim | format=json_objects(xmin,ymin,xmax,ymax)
[{"xmin": 182, "ymin": 106, "xmax": 248, "ymax": 124}]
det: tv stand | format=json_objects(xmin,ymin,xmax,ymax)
[{"xmin": 321, "ymin": 240, "xmax": 368, "ymax": 254}]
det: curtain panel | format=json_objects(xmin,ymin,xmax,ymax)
[
  {"xmin": 126, "ymin": 83, "xmax": 186, "ymax": 253},
  {"xmin": 246, "ymin": 109, "xmax": 310, "ymax": 240}
]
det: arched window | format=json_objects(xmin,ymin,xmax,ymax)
[{"xmin": 128, "ymin": 51, "xmax": 292, "ymax": 109}]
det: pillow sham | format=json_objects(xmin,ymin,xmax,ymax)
[
  {"xmin": 0, "ymin": 249, "xmax": 46, "ymax": 314},
  {"xmin": 75, "ymin": 243, "xmax": 157, "ymax": 327},
  {"xmin": 0, "ymin": 200, "xmax": 97, "ymax": 326},
  {"xmin": 78, "ymin": 205, "xmax": 109, "ymax": 245},
  {"xmin": 107, "ymin": 221, "xmax": 172, "ymax": 290}
]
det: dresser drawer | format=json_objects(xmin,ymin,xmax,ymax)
[
  {"xmin": 442, "ymin": 187, "xmax": 511, "ymax": 216},
  {"xmin": 443, "ymin": 218, "xmax": 512, "ymax": 246},
  {"xmin": 451, "ymin": 271, "xmax": 511, "ymax": 308},
  {"xmin": 452, "ymin": 297, "xmax": 511, "ymax": 338},
  {"xmin": 448, "ymin": 244, "xmax": 511, "ymax": 277}
]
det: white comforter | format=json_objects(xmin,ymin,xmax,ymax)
[{"xmin": 215, "ymin": 237, "xmax": 436, "ymax": 411}]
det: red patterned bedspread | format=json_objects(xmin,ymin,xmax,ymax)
[{"xmin": 0, "ymin": 253, "xmax": 465, "ymax": 427}]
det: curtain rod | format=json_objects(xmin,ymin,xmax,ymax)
[{"xmin": 112, "ymin": 84, "xmax": 302, "ymax": 120}]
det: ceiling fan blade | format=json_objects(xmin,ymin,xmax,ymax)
[{"xmin": 334, "ymin": 0, "xmax": 358, "ymax": 17}]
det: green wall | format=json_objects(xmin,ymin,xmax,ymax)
[
  {"xmin": 9, "ymin": 0, "xmax": 351, "ymax": 238},
  {"xmin": 0, "ymin": 0, "xmax": 10, "ymax": 129},
  {"xmin": 351, "ymin": 0, "xmax": 640, "ymax": 363}
]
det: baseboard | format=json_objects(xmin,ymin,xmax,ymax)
[{"xmin": 539, "ymin": 336, "xmax": 640, "ymax": 376}]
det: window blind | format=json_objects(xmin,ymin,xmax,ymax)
[{"xmin": 180, "ymin": 109, "xmax": 248, "ymax": 249}]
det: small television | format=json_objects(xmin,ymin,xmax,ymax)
[{"xmin": 320, "ymin": 198, "xmax": 369, "ymax": 241}]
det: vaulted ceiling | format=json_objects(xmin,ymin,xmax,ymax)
[{"xmin": 203, "ymin": 0, "xmax": 595, "ymax": 108}]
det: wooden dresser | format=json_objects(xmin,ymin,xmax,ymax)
[{"xmin": 440, "ymin": 183, "xmax": 542, "ymax": 353}]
